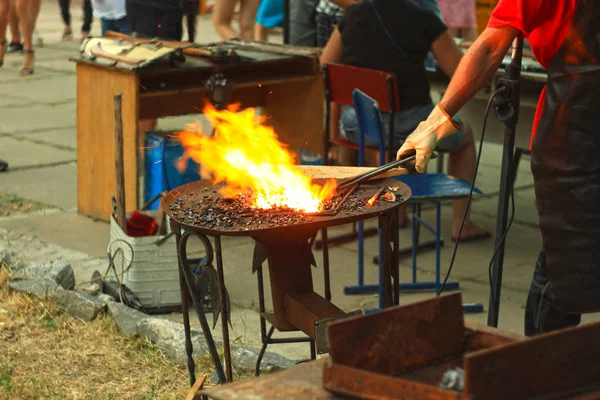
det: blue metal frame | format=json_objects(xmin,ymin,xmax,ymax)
[{"xmin": 345, "ymin": 89, "xmax": 483, "ymax": 314}]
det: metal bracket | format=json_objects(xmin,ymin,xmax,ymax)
[{"xmin": 315, "ymin": 310, "xmax": 363, "ymax": 354}]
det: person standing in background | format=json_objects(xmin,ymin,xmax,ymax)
[
  {"xmin": 59, "ymin": 0, "xmax": 93, "ymax": 41},
  {"xmin": 0, "ymin": 0, "xmax": 41, "ymax": 75},
  {"xmin": 437, "ymin": 0, "xmax": 478, "ymax": 41},
  {"xmin": 6, "ymin": 3, "xmax": 22, "ymax": 52},
  {"xmin": 289, "ymin": 0, "xmax": 318, "ymax": 46},
  {"xmin": 92, "ymin": 0, "xmax": 130, "ymax": 35},
  {"xmin": 254, "ymin": 0, "xmax": 283, "ymax": 41},
  {"xmin": 212, "ymin": 0, "xmax": 258, "ymax": 40}
]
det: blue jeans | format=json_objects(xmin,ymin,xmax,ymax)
[
  {"xmin": 101, "ymin": 17, "xmax": 132, "ymax": 36},
  {"xmin": 340, "ymin": 104, "xmax": 465, "ymax": 151},
  {"xmin": 524, "ymin": 249, "xmax": 581, "ymax": 336}
]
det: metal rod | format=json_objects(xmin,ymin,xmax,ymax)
[
  {"xmin": 257, "ymin": 263, "xmax": 267, "ymax": 342},
  {"xmin": 379, "ymin": 213, "xmax": 392, "ymax": 308},
  {"xmin": 322, "ymin": 229, "xmax": 332, "ymax": 301},
  {"xmin": 310, "ymin": 339, "xmax": 317, "ymax": 360},
  {"xmin": 255, "ymin": 326, "xmax": 275, "ymax": 377},
  {"xmin": 392, "ymin": 207, "xmax": 400, "ymax": 305},
  {"xmin": 337, "ymin": 152, "xmax": 425, "ymax": 189},
  {"xmin": 488, "ymin": 36, "xmax": 524, "ymax": 328},
  {"xmin": 214, "ymin": 236, "xmax": 233, "ymax": 382},
  {"xmin": 179, "ymin": 233, "xmax": 226, "ymax": 383},
  {"xmin": 175, "ymin": 228, "xmax": 196, "ymax": 387}
]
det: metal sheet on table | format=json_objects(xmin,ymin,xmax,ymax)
[{"xmin": 201, "ymin": 358, "xmax": 338, "ymax": 400}]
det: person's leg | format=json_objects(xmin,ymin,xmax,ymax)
[
  {"xmin": 289, "ymin": 0, "xmax": 318, "ymax": 46},
  {"xmin": 100, "ymin": 17, "xmax": 110, "ymax": 36},
  {"xmin": 442, "ymin": 121, "xmax": 490, "ymax": 239},
  {"xmin": 0, "ymin": 0, "xmax": 9, "ymax": 66},
  {"xmin": 213, "ymin": 0, "xmax": 238, "ymax": 40},
  {"xmin": 58, "ymin": 0, "xmax": 72, "ymax": 39},
  {"xmin": 254, "ymin": 23, "xmax": 269, "ymax": 41},
  {"xmin": 15, "ymin": 0, "xmax": 41, "ymax": 76},
  {"xmin": 8, "ymin": 3, "xmax": 22, "ymax": 50},
  {"xmin": 238, "ymin": 0, "xmax": 259, "ymax": 40},
  {"xmin": 81, "ymin": 0, "xmax": 92, "ymax": 38},
  {"xmin": 114, "ymin": 16, "xmax": 132, "ymax": 35},
  {"xmin": 524, "ymin": 249, "xmax": 582, "ymax": 337}
]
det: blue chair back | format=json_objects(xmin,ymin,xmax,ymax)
[{"xmin": 352, "ymin": 89, "xmax": 386, "ymax": 167}]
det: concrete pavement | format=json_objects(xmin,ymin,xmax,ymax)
[{"xmin": 2, "ymin": 0, "xmax": 597, "ymax": 363}]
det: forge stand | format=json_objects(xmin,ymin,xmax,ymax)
[{"xmin": 164, "ymin": 179, "xmax": 406, "ymax": 386}]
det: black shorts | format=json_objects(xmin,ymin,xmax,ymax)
[{"xmin": 127, "ymin": 0, "xmax": 184, "ymax": 41}]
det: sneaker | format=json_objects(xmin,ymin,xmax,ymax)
[{"xmin": 6, "ymin": 41, "xmax": 23, "ymax": 53}]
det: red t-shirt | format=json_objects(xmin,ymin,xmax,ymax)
[{"xmin": 487, "ymin": 0, "xmax": 577, "ymax": 146}]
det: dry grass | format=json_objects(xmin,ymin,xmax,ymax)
[
  {"xmin": 0, "ymin": 265, "xmax": 211, "ymax": 400},
  {"xmin": 0, "ymin": 193, "xmax": 50, "ymax": 217}
]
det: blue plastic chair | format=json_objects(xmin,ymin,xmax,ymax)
[{"xmin": 349, "ymin": 89, "xmax": 484, "ymax": 313}]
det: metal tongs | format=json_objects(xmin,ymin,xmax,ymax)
[{"xmin": 337, "ymin": 151, "xmax": 438, "ymax": 190}]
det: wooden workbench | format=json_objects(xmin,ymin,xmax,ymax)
[{"xmin": 74, "ymin": 45, "xmax": 324, "ymax": 221}]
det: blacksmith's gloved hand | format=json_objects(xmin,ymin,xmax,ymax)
[{"xmin": 396, "ymin": 104, "xmax": 460, "ymax": 173}]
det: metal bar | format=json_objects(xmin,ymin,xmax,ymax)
[
  {"xmin": 435, "ymin": 203, "xmax": 442, "ymax": 295},
  {"xmin": 313, "ymin": 227, "xmax": 378, "ymax": 250},
  {"xmin": 175, "ymin": 229, "xmax": 196, "ymax": 387},
  {"xmin": 214, "ymin": 236, "xmax": 233, "ymax": 382},
  {"xmin": 178, "ymin": 232, "xmax": 226, "ymax": 383},
  {"xmin": 345, "ymin": 281, "xmax": 460, "ymax": 295},
  {"xmin": 255, "ymin": 326, "xmax": 275, "ymax": 377},
  {"xmin": 358, "ymin": 221, "xmax": 365, "ymax": 286},
  {"xmin": 412, "ymin": 204, "xmax": 418, "ymax": 284},
  {"xmin": 322, "ymin": 229, "xmax": 332, "ymax": 301},
  {"xmin": 257, "ymin": 264, "xmax": 267, "ymax": 342},
  {"xmin": 310, "ymin": 340, "xmax": 317, "ymax": 360},
  {"xmin": 411, "ymin": 214, "xmax": 440, "ymax": 237},
  {"xmin": 267, "ymin": 337, "xmax": 313, "ymax": 344},
  {"xmin": 392, "ymin": 207, "xmax": 400, "ymax": 305},
  {"xmin": 377, "ymin": 225, "xmax": 383, "ymax": 309},
  {"xmin": 379, "ymin": 212, "xmax": 392, "ymax": 308}
]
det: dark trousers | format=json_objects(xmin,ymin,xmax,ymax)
[
  {"xmin": 524, "ymin": 248, "xmax": 582, "ymax": 336},
  {"xmin": 59, "ymin": 0, "xmax": 93, "ymax": 33}
]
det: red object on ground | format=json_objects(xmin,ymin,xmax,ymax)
[{"xmin": 125, "ymin": 211, "xmax": 158, "ymax": 237}]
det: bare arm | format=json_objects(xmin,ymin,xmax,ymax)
[
  {"xmin": 329, "ymin": 0, "xmax": 356, "ymax": 10},
  {"xmin": 320, "ymin": 28, "xmax": 343, "ymax": 65},
  {"xmin": 440, "ymin": 26, "xmax": 519, "ymax": 116},
  {"xmin": 431, "ymin": 31, "xmax": 464, "ymax": 77}
]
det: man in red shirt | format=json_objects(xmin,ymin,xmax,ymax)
[{"xmin": 398, "ymin": 0, "xmax": 599, "ymax": 336}]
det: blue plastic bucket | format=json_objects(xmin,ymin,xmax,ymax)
[{"xmin": 145, "ymin": 131, "xmax": 201, "ymax": 210}]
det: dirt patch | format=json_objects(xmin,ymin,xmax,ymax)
[
  {"xmin": 0, "ymin": 193, "xmax": 50, "ymax": 217},
  {"xmin": 0, "ymin": 266, "xmax": 212, "ymax": 400}
]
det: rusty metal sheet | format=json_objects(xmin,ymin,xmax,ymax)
[
  {"xmin": 327, "ymin": 293, "xmax": 465, "ymax": 376},
  {"xmin": 284, "ymin": 291, "xmax": 345, "ymax": 339},
  {"xmin": 201, "ymin": 358, "xmax": 339, "ymax": 400}
]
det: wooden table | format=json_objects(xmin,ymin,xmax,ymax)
[{"xmin": 73, "ymin": 44, "xmax": 324, "ymax": 221}]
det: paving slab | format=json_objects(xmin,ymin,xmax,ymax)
[
  {"xmin": 12, "ymin": 127, "xmax": 76, "ymax": 150},
  {"xmin": 0, "ymin": 104, "xmax": 75, "ymax": 133},
  {"xmin": 0, "ymin": 211, "xmax": 110, "ymax": 258},
  {"xmin": 0, "ymin": 163, "xmax": 77, "ymax": 209},
  {"xmin": 0, "ymin": 75, "xmax": 76, "ymax": 104},
  {"xmin": 0, "ymin": 136, "xmax": 75, "ymax": 168}
]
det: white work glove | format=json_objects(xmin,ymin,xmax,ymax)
[{"xmin": 396, "ymin": 104, "xmax": 460, "ymax": 173}]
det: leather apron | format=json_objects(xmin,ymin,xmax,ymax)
[{"xmin": 531, "ymin": 0, "xmax": 600, "ymax": 313}]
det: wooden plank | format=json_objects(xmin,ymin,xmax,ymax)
[
  {"xmin": 465, "ymin": 320, "xmax": 600, "ymax": 400},
  {"xmin": 323, "ymin": 362, "xmax": 459, "ymax": 400},
  {"xmin": 113, "ymin": 94, "xmax": 127, "ymax": 231},
  {"xmin": 295, "ymin": 165, "xmax": 407, "ymax": 181},
  {"xmin": 76, "ymin": 63, "xmax": 139, "ymax": 221},
  {"xmin": 263, "ymin": 68, "xmax": 325, "ymax": 157},
  {"xmin": 185, "ymin": 375, "xmax": 207, "ymax": 400},
  {"xmin": 327, "ymin": 293, "xmax": 465, "ymax": 376}
]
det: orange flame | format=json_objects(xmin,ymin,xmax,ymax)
[{"xmin": 178, "ymin": 104, "xmax": 337, "ymax": 213}]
